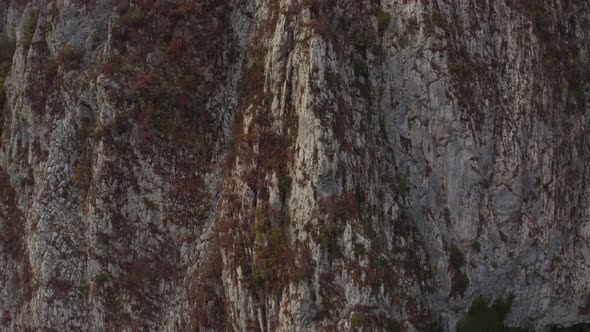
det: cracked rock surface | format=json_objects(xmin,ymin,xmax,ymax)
[{"xmin": 0, "ymin": 0, "xmax": 589, "ymax": 331}]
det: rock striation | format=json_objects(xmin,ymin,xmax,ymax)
[{"xmin": 0, "ymin": 0, "xmax": 589, "ymax": 331}]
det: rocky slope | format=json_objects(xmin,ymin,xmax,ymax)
[{"xmin": 0, "ymin": 0, "xmax": 589, "ymax": 331}]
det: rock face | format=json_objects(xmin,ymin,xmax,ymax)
[{"xmin": 0, "ymin": 0, "xmax": 589, "ymax": 331}]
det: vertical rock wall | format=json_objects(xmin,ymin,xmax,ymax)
[{"xmin": 0, "ymin": 0, "xmax": 588, "ymax": 331}]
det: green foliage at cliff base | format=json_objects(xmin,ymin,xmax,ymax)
[{"xmin": 458, "ymin": 294, "xmax": 524, "ymax": 332}]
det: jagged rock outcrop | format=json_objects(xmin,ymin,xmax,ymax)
[{"xmin": 0, "ymin": 0, "xmax": 588, "ymax": 331}]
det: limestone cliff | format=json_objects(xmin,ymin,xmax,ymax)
[{"xmin": 0, "ymin": 0, "xmax": 589, "ymax": 331}]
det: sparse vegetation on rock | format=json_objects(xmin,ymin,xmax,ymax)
[
  {"xmin": 457, "ymin": 294, "xmax": 522, "ymax": 332},
  {"xmin": 0, "ymin": 0, "xmax": 588, "ymax": 330}
]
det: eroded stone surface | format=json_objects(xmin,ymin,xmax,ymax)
[{"xmin": 0, "ymin": 0, "xmax": 588, "ymax": 331}]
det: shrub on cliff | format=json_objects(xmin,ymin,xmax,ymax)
[
  {"xmin": 377, "ymin": 9, "xmax": 391, "ymax": 35},
  {"xmin": 0, "ymin": 75, "xmax": 7, "ymax": 114},
  {"xmin": 457, "ymin": 294, "xmax": 523, "ymax": 332},
  {"xmin": 0, "ymin": 33, "xmax": 15, "ymax": 119},
  {"xmin": 57, "ymin": 45, "xmax": 84, "ymax": 71},
  {"xmin": 0, "ymin": 34, "xmax": 15, "ymax": 62},
  {"xmin": 450, "ymin": 245, "xmax": 465, "ymax": 269},
  {"xmin": 23, "ymin": 9, "xmax": 38, "ymax": 47}
]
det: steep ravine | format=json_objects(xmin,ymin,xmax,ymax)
[{"xmin": 0, "ymin": 0, "xmax": 589, "ymax": 331}]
